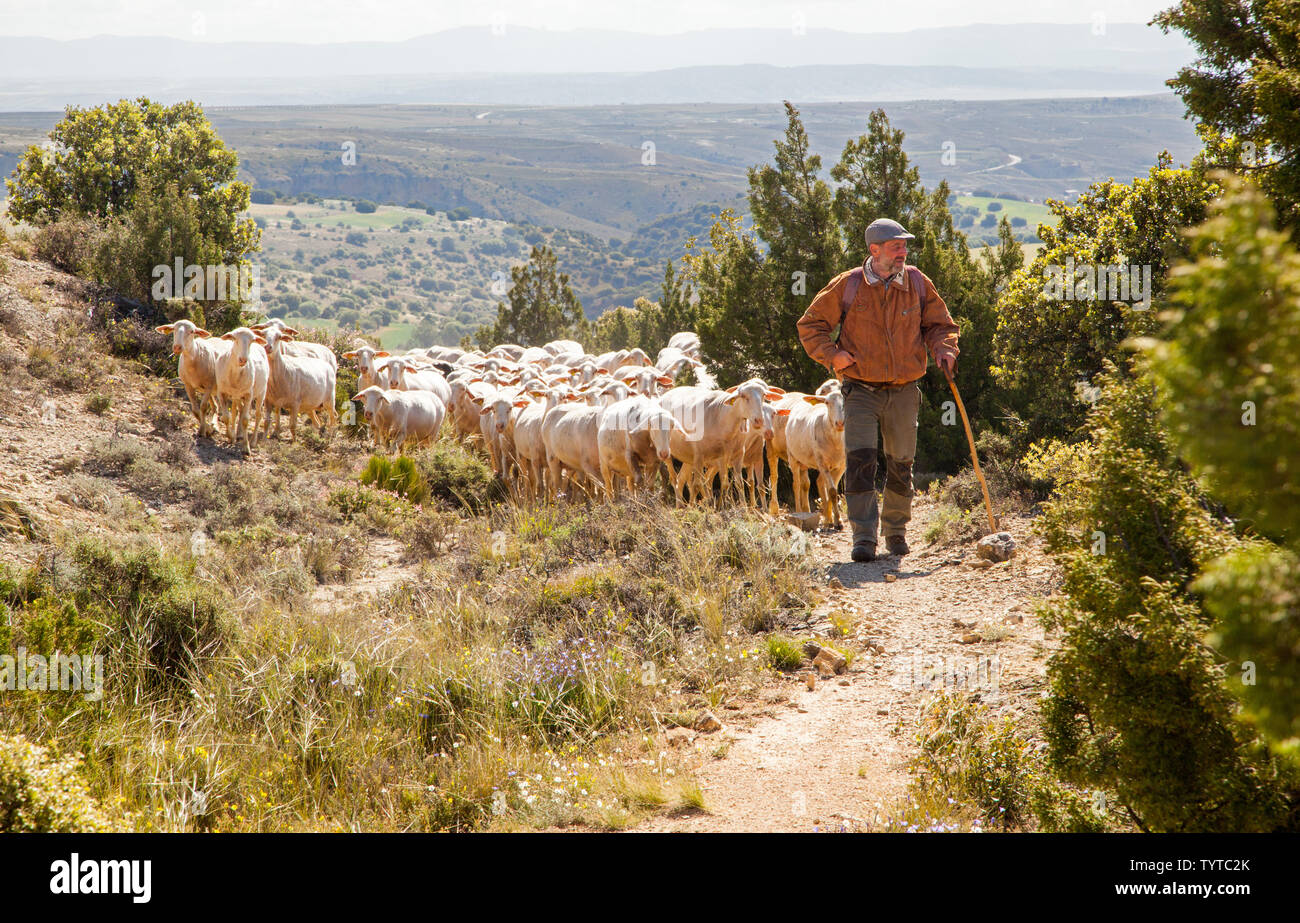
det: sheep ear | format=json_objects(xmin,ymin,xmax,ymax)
[
  {"xmin": 341, "ymin": 351, "xmax": 357, "ymax": 359},
  {"xmin": 254, "ymin": 335, "xmax": 268, "ymax": 346},
  {"xmin": 803, "ymin": 395, "xmax": 826, "ymax": 404},
  {"xmin": 776, "ymin": 408, "xmax": 792, "ymax": 416},
  {"xmin": 374, "ymin": 351, "xmax": 390, "ymax": 358},
  {"xmin": 725, "ymin": 385, "xmax": 738, "ymax": 393},
  {"xmin": 723, "ymin": 395, "xmax": 737, "ymax": 405},
  {"xmin": 196, "ymin": 329, "xmax": 212, "ymax": 338},
  {"xmin": 657, "ymin": 376, "xmax": 673, "ymax": 386},
  {"xmin": 221, "ymin": 332, "xmax": 235, "ymax": 340},
  {"xmin": 155, "ymin": 324, "xmax": 175, "ymax": 334},
  {"xmin": 284, "ymin": 326, "xmax": 300, "ymax": 336}
]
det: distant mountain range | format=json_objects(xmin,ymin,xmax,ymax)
[{"xmin": 0, "ymin": 23, "xmax": 1194, "ymax": 110}]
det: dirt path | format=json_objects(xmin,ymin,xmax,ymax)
[{"xmin": 638, "ymin": 498, "xmax": 1062, "ymax": 832}]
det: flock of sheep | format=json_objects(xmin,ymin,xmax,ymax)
[{"xmin": 156, "ymin": 321, "xmax": 849, "ymax": 526}]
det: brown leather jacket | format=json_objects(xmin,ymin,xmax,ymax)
[{"xmin": 797, "ymin": 262, "xmax": 959, "ymax": 386}]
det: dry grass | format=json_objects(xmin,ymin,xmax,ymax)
[{"xmin": 2, "ymin": 485, "xmax": 822, "ymax": 831}]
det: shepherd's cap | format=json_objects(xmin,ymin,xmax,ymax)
[{"xmin": 864, "ymin": 218, "xmax": 915, "ymax": 246}]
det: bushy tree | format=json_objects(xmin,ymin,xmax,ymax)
[
  {"xmin": 690, "ymin": 103, "xmax": 840, "ymax": 391},
  {"xmin": 1153, "ymin": 0, "xmax": 1300, "ymax": 228},
  {"xmin": 1139, "ymin": 176, "xmax": 1300, "ymax": 753},
  {"xmin": 476, "ymin": 244, "xmax": 588, "ymax": 347},
  {"xmin": 992, "ymin": 154, "xmax": 1219, "ymax": 447},
  {"xmin": 588, "ymin": 305, "xmax": 637, "ymax": 353},
  {"xmin": 7, "ymin": 98, "xmax": 250, "ymax": 234},
  {"xmin": 4, "ymin": 97, "xmax": 258, "ymax": 312},
  {"xmin": 831, "ymin": 108, "xmax": 923, "ymax": 268},
  {"xmin": 1027, "ymin": 360, "xmax": 1298, "ymax": 831},
  {"xmin": 687, "ymin": 209, "xmax": 793, "ymax": 385}
]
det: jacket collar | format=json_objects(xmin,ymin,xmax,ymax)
[{"xmin": 864, "ymin": 256, "xmax": 909, "ymax": 290}]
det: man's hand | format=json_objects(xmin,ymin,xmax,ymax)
[
  {"xmin": 831, "ymin": 350, "xmax": 856, "ymax": 372},
  {"xmin": 937, "ymin": 352, "xmax": 957, "ymax": 378}
]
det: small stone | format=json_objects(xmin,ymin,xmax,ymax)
[
  {"xmin": 968, "ymin": 558, "xmax": 994, "ymax": 570},
  {"xmin": 694, "ymin": 711, "xmax": 723, "ymax": 733},
  {"xmin": 827, "ymin": 576, "xmax": 844, "ymax": 589},
  {"xmin": 803, "ymin": 640, "xmax": 822, "ymax": 659},
  {"xmin": 803, "ymin": 671, "xmax": 817, "ymax": 691},
  {"xmin": 884, "ymin": 573, "xmax": 897, "ymax": 583},
  {"xmin": 786, "ymin": 511, "xmax": 822, "ymax": 532},
  {"xmin": 952, "ymin": 618, "xmax": 975, "ymax": 630},
  {"xmin": 813, "ymin": 648, "xmax": 847, "ymax": 676},
  {"xmin": 960, "ymin": 632, "xmax": 983, "ymax": 644},
  {"xmin": 976, "ymin": 531, "xmax": 1017, "ymax": 562},
  {"xmin": 876, "ymin": 708, "xmax": 889, "ymax": 716},
  {"xmin": 837, "ymin": 679, "xmax": 850, "ymax": 687},
  {"xmin": 1003, "ymin": 613, "xmax": 1024, "ymax": 625}
]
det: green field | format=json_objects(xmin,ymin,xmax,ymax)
[{"xmin": 953, "ymin": 196, "xmax": 1057, "ymax": 245}]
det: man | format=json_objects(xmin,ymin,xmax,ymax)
[{"xmin": 796, "ymin": 218, "xmax": 959, "ymax": 563}]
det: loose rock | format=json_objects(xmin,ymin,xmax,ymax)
[
  {"xmin": 786, "ymin": 511, "xmax": 822, "ymax": 532},
  {"xmin": 976, "ymin": 531, "xmax": 1017, "ymax": 562},
  {"xmin": 695, "ymin": 711, "xmax": 723, "ymax": 733},
  {"xmin": 813, "ymin": 648, "xmax": 847, "ymax": 676},
  {"xmin": 960, "ymin": 632, "xmax": 983, "ymax": 644}
]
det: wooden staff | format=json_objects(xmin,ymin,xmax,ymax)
[{"xmin": 942, "ymin": 364, "xmax": 998, "ymax": 532}]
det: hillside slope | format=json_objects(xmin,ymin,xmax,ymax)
[{"xmin": 0, "ymin": 249, "xmax": 1060, "ymax": 832}]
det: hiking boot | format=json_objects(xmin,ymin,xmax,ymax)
[
  {"xmin": 851, "ymin": 542, "xmax": 876, "ymax": 563},
  {"xmin": 885, "ymin": 535, "xmax": 910, "ymax": 556}
]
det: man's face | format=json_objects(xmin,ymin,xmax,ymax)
[{"xmin": 870, "ymin": 239, "xmax": 908, "ymax": 274}]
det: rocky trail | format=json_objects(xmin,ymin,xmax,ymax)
[{"xmin": 637, "ymin": 498, "xmax": 1062, "ymax": 832}]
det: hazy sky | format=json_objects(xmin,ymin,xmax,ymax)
[{"xmin": 2, "ymin": 0, "xmax": 1177, "ymax": 42}]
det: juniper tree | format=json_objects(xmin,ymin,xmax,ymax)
[{"xmin": 477, "ymin": 244, "xmax": 588, "ymax": 347}]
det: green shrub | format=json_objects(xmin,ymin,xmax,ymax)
[
  {"xmin": 413, "ymin": 443, "xmax": 503, "ymax": 512},
  {"xmin": 0, "ymin": 735, "xmax": 113, "ymax": 832},
  {"xmin": 909, "ymin": 693, "xmax": 1104, "ymax": 832},
  {"xmin": 359, "ymin": 455, "xmax": 429, "ymax": 505},
  {"xmin": 104, "ymin": 315, "xmax": 173, "ymax": 376},
  {"xmin": 765, "ymin": 636, "xmax": 804, "ymax": 672},
  {"xmin": 33, "ymin": 216, "xmax": 99, "ymax": 274},
  {"xmin": 1033, "ymin": 362, "xmax": 1298, "ymax": 831},
  {"xmin": 70, "ymin": 539, "xmax": 234, "ymax": 692},
  {"xmin": 85, "ymin": 392, "xmax": 111, "ymax": 415}
]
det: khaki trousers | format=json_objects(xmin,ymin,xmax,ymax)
[{"xmin": 841, "ymin": 378, "xmax": 921, "ymax": 547}]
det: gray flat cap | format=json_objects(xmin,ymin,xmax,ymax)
[{"xmin": 864, "ymin": 218, "xmax": 915, "ymax": 246}]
